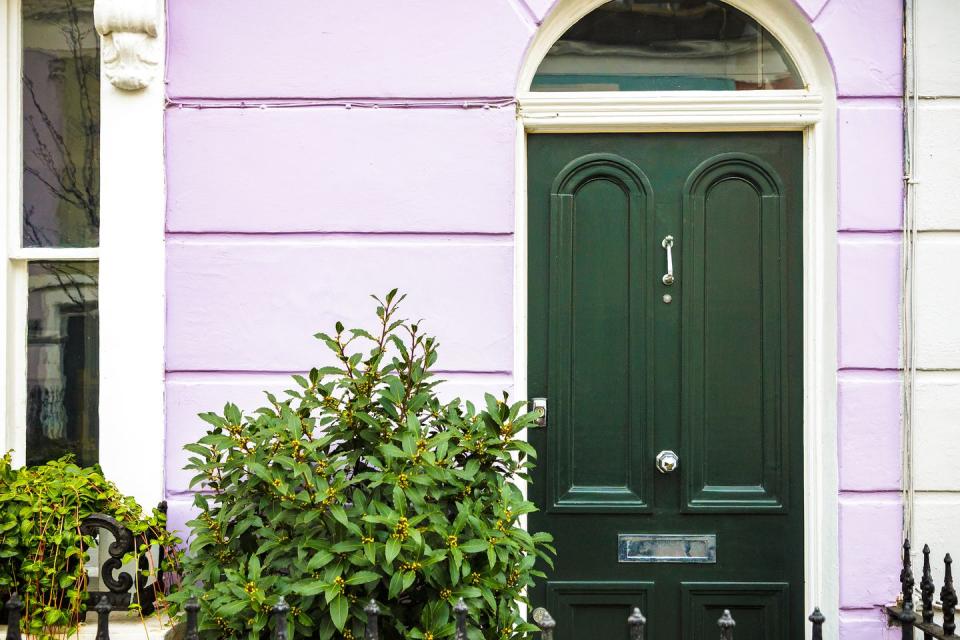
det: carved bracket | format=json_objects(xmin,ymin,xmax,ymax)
[{"xmin": 93, "ymin": 0, "xmax": 161, "ymax": 91}]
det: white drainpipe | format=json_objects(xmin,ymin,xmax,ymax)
[{"xmin": 901, "ymin": 0, "xmax": 918, "ymax": 545}]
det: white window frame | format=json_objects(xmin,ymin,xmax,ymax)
[
  {"xmin": 0, "ymin": 0, "xmax": 165, "ymax": 509},
  {"xmin": 513, "ymin": 0, "xmax": 839, "ymax": 636}
]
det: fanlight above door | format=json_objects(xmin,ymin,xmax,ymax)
[{"xmin": 532, "ymin": 0, "xmax": 804, "ymax": 92}]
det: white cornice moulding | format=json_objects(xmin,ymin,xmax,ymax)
[
  {"xmin": 518, "ymin": 91, "xmax": 824, "ymax": 131},
  {"xmin": 94, "ymin": 0, "xmax": 161, "ymax": 91}
]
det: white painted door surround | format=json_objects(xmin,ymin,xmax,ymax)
[{"xmin": 512, "ymin": 0, "xmax": 839, "ymax": 634}]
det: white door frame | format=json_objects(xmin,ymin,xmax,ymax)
[{"xmin": 513, "ymin": 1, "xmax": 839, "ymax": 635}]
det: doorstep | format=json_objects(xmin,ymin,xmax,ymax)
[{"xmin": 1, "ymin": 610, "xmax": 173, "ymax": 640}]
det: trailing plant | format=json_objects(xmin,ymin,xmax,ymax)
[
  {"xmin": 173, "ymin": 291, "xmax": 555, "ymax": 640},
  {"xmin": 0, "ymin": 455, "xmax": 183, "ymax": 640}
]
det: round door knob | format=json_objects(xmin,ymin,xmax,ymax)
[{"xmin": 656, "ymin": 450, "xmax": 679, "ymax": 474}]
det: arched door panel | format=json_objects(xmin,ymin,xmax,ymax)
[{"xmin": 548, "ymin": 154, "xmax": 655, "ymax": 512}]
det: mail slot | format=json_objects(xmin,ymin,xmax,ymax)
[{"xmin": 617, "ymin": 534, "xmax": 717, "ymax": 563}]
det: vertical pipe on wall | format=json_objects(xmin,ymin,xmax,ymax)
[{"xmin": 901, "ymin": 0, "xmax": 918, "ymax": 545}]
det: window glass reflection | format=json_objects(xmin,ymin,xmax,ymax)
[
  {"xmin": 22, "ymin": 0, "xmax": 99, "ymax": 247},
  {"xmin": 26, "ymin": 262, "xmax": 98, "ymax": 468},
  {"xmin": 532, "ymin": 0, "xmax": 803, "ymax": 92}
]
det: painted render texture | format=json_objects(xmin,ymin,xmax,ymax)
[
  {"xmin": 162, "ymin": 1, "xmax": 905, "ymax": 636},
  {"xmin": 905, "ymin": 0, "xmax": 960, "ymax": 612}
]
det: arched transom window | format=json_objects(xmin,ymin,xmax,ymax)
[{"xmin": 532, "ymin": 0, "xmax": 804, "ymax": 92}]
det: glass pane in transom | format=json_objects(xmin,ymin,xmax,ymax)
[
  {"xmin": 532, "ymin": 0, "xmax": 803, "ymax": 92},
  {"xmin": 22, "ymin": 0, "xmax": 100, "ymax": 247},
  {"xmin": 26, "ymin": 262, "xmax": 99, "ymax": 468}
]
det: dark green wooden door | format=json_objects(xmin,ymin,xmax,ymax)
[{"xmin": 527, "ymin": 133, "xmax": 804, "ymax": 640}]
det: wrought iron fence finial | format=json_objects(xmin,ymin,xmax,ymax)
[
  {"xmin": 532, "ymin": 606, "xmax": 556, "ymax": 640},
  {"xmin": 95, "ymin": 595, "xmax": 112, "ymax": 640},
  {"xmin": 364, "ymin": 599, "xmax": 380, "ymax": 640},
  {"xmin": 5, "ymin": 593, "xmax": 23, "ymax": 640},
  {"xmin": 454, "ymin": 598, "xmax": 469, "ymax": 640},
  {"xmin": 900, "ymin": 538, "xmax": 918, "ymax": 640},
  {"xmin": 628, "ymin": 606, "xmax": 647, "ymax": 640},
  {"xmin": 922, "ymin": 544, "xmax": 936, "ymax": 625},
  {"xmin": 184, "ymin": 596, "xmax": 201, "ymax": 640},
  {"xmin": 271, "ymin": 596, "xmax": 290, "ymax": 640},
  {"xmin": 718, "ymin": 609, "xmax": 736, "ymax": 640},
  {"xmin": 808, "ymin": 608, "xmax": 825, "ymax": 640},
  {"xmin": 942, "ymin": 553, "xmax": 957, "ymax": 637}
]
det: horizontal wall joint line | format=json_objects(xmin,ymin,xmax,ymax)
[
  {"xmin": 166, "ymin": 489, "xmax": 212, "ymax": 498},
  {"xmin": 837, "ymin": 230, "xmax": 903, "ymax": 241},
  {"xmin": 912, "ymin": 489, "xmax": 960, "ymax": 495},
  {"xmin": 838, "ymin": 491, "xmax": 903, "ymax": 500},
  {"xmin": 912, "ymin": 230, "xmax": 960, "ymax": 238},
  {"xmin": 166, "ymin": 97, "xmax": 518, "ymax": 110},
  {"xmin": 166, "ymin": 231, "xmax": 515, "ymax": 240},
  {"xmin": 837, "ymin": 94, "xmax": 909, "ymax": 99},
  {"xmin": 166, "ymin": 369, "xmax": 514, "ymax": 379},
  {"xmin": 839, "ymin": 488, "xmax": 903, "ymax": 494}
]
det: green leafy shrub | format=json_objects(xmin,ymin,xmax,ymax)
[
  {"xmin": 173, "ymin": 291, "xmax": 555, "ymax": 640},
  {"xmin": 0, "ymin": 455, "xmax": 182, "ymax": 639}
]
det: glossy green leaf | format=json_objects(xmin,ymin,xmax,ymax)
[{"xmin": 330, "ymin": 594, "xmax": 348, "ymax": 631}]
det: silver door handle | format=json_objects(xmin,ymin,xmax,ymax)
[{"xmin": 661, "ymin": 236, "xmax": 675, "ymax": 286}]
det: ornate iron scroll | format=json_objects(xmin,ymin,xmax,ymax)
[{"xmin": 80, "ymin": 513, "xmax": 135, "ymax": 610}]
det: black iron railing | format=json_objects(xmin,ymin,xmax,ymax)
[
  {"xmin": 887, "ymin": 539, "xmax": 959, "ymax": 640},
  {"xmin": 0, "ymin": 505, "xmax": 168, "ymax": 630},
  {"xmin": 4, "ymin": 592, "xmax": 826, "ymax": 640},
  {"xmin": 3, "ymin": 506, "xmax": 829, "ymax": 639},
  {"xmin": 80, "ymin": 504, "xmax": 168, "ymax": 615}
]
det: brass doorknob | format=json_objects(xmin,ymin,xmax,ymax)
[{"xmin": 656, "ymin": 450, "xmax": 679, "ymax": 473}]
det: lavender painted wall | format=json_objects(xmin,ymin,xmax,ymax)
[{"xmin": 162, "ymin": 0, "xmax": 905, "ymax": 635}]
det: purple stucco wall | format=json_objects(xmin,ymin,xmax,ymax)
[{"xmin": 162, "ymin": 1, "xmax": 905, "ymax": 635}]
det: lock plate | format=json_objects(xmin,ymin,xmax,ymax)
[{"xmin": 531, "ymin": 398, "xmax": 547, "ymax": 427}]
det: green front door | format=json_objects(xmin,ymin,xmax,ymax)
[{"xmin": 527, "ymin": 133, "xmax": 804, "ymax": 640}]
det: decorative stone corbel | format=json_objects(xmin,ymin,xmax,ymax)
[{"xmin": 94, "ymin": 0, "xmax": 161, "ymax": 91}]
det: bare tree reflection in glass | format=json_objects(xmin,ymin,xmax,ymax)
[{"xmin": 22, "ymin": 0, "xmax": 99, "ymax": 248}]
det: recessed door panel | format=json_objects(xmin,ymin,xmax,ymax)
[
  {"xmin": 681, "ymin": 582, "xmax": 790, "ymax": 640},
  {"xmin": 547, "ymin": 581, "xmax": 655, "ymax": 640},
  {"xmin": 681, "ymin": 154, "xmax": 789, "ymax": 512},
  {"xmin": 548, "ymin": 154, "xmax": 653, "ymax": 513}
]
